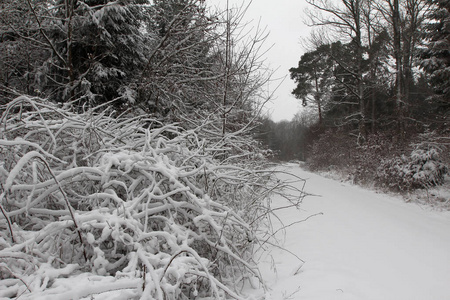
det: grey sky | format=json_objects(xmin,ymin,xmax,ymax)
[{"xmin": 208, "ymin": 0, "xmax": 311, "ymax": 122}]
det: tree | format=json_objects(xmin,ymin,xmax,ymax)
[
  {"xmin": 361, "ymin": 0, "xmax": 392, "ymax": 133},
  {"xmin": 215, "ymin": 2, "xmax": 274, "ymax": 139},
  {"xmin": 45, "ymin": 0, "xmax": 150, "ymax": 106},
  {"xmin": 0, "ymin": 0, "xmax": 49, "ymax": 100},
  {"xmin": 139, "ymin": 0, "xmax": 217, "ymax": 116},
  {"xmin": 420, "ymin": 0, "xmax": 450, "ymax": 110},
  {"xmin": 306, "ymin": 0, "xmax": 368, "ymax": 140},
  {"xmin": 139, "ymin": 0, "xmax": 275, "ymax": 161},
  {"xmin": 289, "ymin": 43, "xmax": 335, "ymax": 126},
  {"xmin": 375, "ymin": 0, "xmax": 429, "ymax": 137},
  {"xmin": 285, "ymin": 0, "xmax": 450, "ymax": 189},
  {"xmin": 256, "ymin": 115, "xmax": 309, "ymax": 161},
  {"xmin": 1, "ymin": 0, "xmax": 151, "ymax": 108}
]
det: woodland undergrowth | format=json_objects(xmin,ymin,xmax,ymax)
[
  {"xmin": 0, "ymin": 96, "xmax": 306, "ymax": 299},
  {"xmin": 305, "ymin": 129, "xmax": 449, "ymax": 208}
]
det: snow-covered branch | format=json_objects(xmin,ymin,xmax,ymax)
[{"xmin": 0, "ymin": 96, "xmax": 306, "ymax": 299}]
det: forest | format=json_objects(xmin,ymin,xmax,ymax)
[
  {"xmin": 258, "ymin": 0, "xmax": 449, "ymax": 192},
  {"xmin": 0, "ymin": 0, "xmax": 303, "ymax": 299},
  {"xmin": 0, "ymin": 0, "xmax": 448, "ymax": 299}
]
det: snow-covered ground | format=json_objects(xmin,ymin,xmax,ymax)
[{"xmin": 256, "ymin": 164, "xmax": 450, "ymax": 300}]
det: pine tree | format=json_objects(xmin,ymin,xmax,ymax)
[
  {"xmin": 420, "ymin": 0, "xmax": 450, "ymax": 106},
  {"xmin": 289, "ymin": 43, "xmax": 335, "ymax": 126},
  {"xmin": 40, "ymin": 0, "xmax": 150, "ymax": 107}
]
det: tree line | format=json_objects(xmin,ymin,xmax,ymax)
[
  {"xmin": 290, "ymin": 0, "xmax": 448, "ymax": 138},
  {"xmin": 258, "ymin": 0, "xmax": 448, "ymax": 191}
]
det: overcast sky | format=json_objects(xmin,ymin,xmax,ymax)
[{"xmin": 208, "ymin": 0, "xmax": 311, "ymax": 122}]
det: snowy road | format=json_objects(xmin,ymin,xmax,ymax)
[{"xmin": 257, "ymin": 165, "xmax": 450, "ymax": 300}]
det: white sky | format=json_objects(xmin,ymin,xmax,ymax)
[{"xmin": 208, "ymin": 0, "xmax": 311, "ymax": 122}]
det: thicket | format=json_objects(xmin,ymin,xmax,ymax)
[
  {"xmin": 0, "ymin": 1, "xmax": 306, "ymax": 298},
  {"xmin": 0, "ymin": 97, "xmax": 305, "ymax": 299},
  {"xmin": 305, "ymin": 128, "xmax": 448, "ymax": 192}
]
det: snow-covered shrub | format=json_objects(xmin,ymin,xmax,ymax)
[
  {"xmin": 0, "ymin": 96, "xmax": 303, "ymax": 299},
  {"xmin": 376, "ymin": 143, "xmax": 448, "ymax": 191}
]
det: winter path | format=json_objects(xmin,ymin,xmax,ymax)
[{"xmin": 256, "ymin": 164, "xmax": 450, "ymax": 300}]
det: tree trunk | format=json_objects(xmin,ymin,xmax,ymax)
[
  {"xmin": 314, "ymin": 67, "xmax": 323, "ymax": 126},
  {"xmin": 66, "ymin": 0, "xmax": 75, "ymax": 101},
  {"xmin": 355, "ymin": 0, "xmax": 366, "ymax": 141},
  {"xmin": 393, "ymin": 0, "xmax": 404, "ymax": 139},
  {"xmin": 222, "ymin": 0, "xmax": 231, "ymax": 137}
]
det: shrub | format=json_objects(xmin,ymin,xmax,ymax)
[
  {"xmin": 306, "ymin": 128, "xmax": 353, "ymax": 171},
  {"xmin": 351, "ymin": 132, "xmax": 403, "ymax": 185},
  {"xmin": 0, "ymin": 96, "xmax": 304, "ymax": 299},
  {"xmin": 376, "ymin": 143, "xmax": 448, "ymax": 191}
]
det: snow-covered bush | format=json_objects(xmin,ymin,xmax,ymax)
[
  {"xmin": 0, "ymin": 96, "xmax": 304, "ymax": 299},
  {"xmin": 376, "ymin": 143, "xmax": 448, "ymax": 191}
]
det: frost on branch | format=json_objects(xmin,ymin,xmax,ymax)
[{"xmin": 0, "ymin": 96, "xmax": 304, "ymax": 299}]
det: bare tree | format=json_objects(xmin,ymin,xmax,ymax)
[
  {"xmin": 305, "ymin": 0, "xmax": 368, "ymax": 141},
  {"xmin": 206, "ymin": 1, "xmax": 276, "ymax": 160},
  {"xmin": 139, "ymin": 0, "xmax": 276, "ymax": 160},
  {"xmin": 0, "ymin": 0, "xmax": 49, "ymax": 100},
  {"xmin": 375, "ymin": 0, "xmax": 429, "ymax": 137}
]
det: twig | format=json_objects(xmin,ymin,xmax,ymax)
[
  {"xmin": 0, "ymin": 190, "xmax": 15, "ymax": 243},
  {"xmin": 36, "ymin": 156, "xmax": 88, "ymax": 262},
  {"xmin": 0, "ymin": 264, "xmax": 32, "ymax": 293},
  {"xmin": 160, "ymin": 249, "xmax": 189, "ymax": 282},
  {"xmin": 269, "ymin": 212, "xmax": 324, "ymax": 239}
]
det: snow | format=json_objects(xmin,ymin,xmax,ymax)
[
  {"xmin": 2, "ymin": 158, "xmax": 449, "ymax": 299},
  {"xmin": 3, "ymin": 151, "xmax": 44, "ymax": 190},
  {"xmin": 256, "ymin": 164, "xmax": 450, "ymax": 300}
]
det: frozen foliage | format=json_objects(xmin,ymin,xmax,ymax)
[
  {"xmin": 0, "ymin": 96, "xmax": 304, "ymax": 299},
  {"xmin": 377, "ymin": 143, "xmax": 448, "ymax": 191}
]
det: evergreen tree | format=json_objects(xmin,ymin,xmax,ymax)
[
  {"xmin": 289, "ymin": 43, "xmax": 335, "ymax": 126},
  {"xmin": 1, "ymin": 0, "xmax": 154, "ymax": 108},
  {"xmin": 420, "ymin": 0, "xmax": 450, "ymax": 107},
  {"xmin": 34, "ymin": 0, "xmax": 150, "ymax": 107},
  {"xmin": 290, "ymin": 40, "xmax": 371, "ymax": 132}
]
